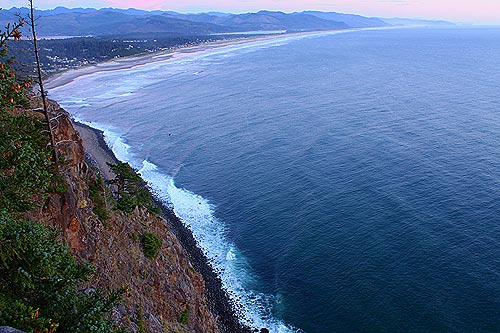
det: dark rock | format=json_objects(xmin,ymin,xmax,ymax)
[{"xmin": 0, "ymin": 327, "xmax": 27, "ymax": 333}]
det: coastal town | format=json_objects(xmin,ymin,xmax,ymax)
[{"xmin": 13, "ymin": 35, "xmax": 230, "ymax": 75}]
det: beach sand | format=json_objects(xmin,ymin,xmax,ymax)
[
  {"xmin": 73, "ymin": 121, "xmax": 118, "ymax": 181},
  {"xmin": 44, "ymin": 30, "xmax": 331, "ymax": 91}
]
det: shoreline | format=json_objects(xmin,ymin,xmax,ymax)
[
  {"xmin": 73, "ymin": 122, "xmax": 119, "ymax": 181},
  {"xmin": 45, "ymin": 32, "xmax": 289, "ymax": 90},
  {"xmin": 51, "ymin": 31, "xmax": 321, "ymax": 332},
  {"xmin": 44, "ymin": 27, "xmax": 374, "ymax": 91},
  {"xmin": 73, "ymin": 120, "xmax": 252, "ymax": 332},
  {"xmin": 47, "ymin": 27, "xmax": 391, "ymax": 332}
]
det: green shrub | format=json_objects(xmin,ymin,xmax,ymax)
[
  {"xmin": 89, "ymin": 173, "xmax": 111, "ymax": 223},
  {"xmin": 108, "ymin": 162, "xmax": 161, "ymax": 215},
  {"xmin": 0, "ymin": 113, "xmax": 57, "ymax": 211},
  {"xmin": 0, "ymin": 211, "xmax": 121, "ymax": 332},
  {"xmin": 141, "ymin": 232, "xmax": 161, "ymax": 259},
  {"xmin": 136, "ymin": 305, "xmax": 148, "ymax": 333},
  {"xmin": 178, "ymin": 309, "xmax": 189, "ymax": 325},
  {"xmin": 0, "ymin": 19, "xmax": 31, "ymax": 109},
  {"xmin": 116, "ymin": 193, "xmax": 137, "ymax": 214}
]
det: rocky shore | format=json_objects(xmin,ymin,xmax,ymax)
[{"xmin": 73, "ymin": 121, "xmax": 252, "ymax": 332}]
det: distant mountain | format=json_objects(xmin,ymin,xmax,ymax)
[
  {"xmin": 381, "ymin": 17, "xmax": 455, "ymax": 26},
  {"xmin": 0, "ymin": 7, "xmax": 31, "ymax": 19},
  {"xmin": 0, "ymin": 9, "xmax": 235, "ymax": 36},
  {"xmin": 98, "ymin": 7, "xmax": 168, "ymax": 16},
  {"xmin": 39, "ymin": 6, "xmax": 97, "ymax": 15},
  {"xmin": 1, "ymin": 9, "xmax": 351, "ymax": 37},
  {"xmin": 0, "ymin": 7, "xmax": 454, "ymax": 37},
  {"xmin": 161, "ymin": 10, "xmax": 350, "ymax": 31},
  {"xmin": 205, "ymin": 11, "xmax": 349, "ymax": 31},
  {"xmin": 34, "ymin": 12, "xmax": 234, "ymax": 36},
  {"xmin": 205, "ymin": 12, "xmax": 232, "ymax": 18},
  {"xmin": 303, "ymin": 11, "xmax": 389, "ymax": 28},
  {"xmin": 162, "ymin": 12, "xmax": 224, "ymax": 24}
]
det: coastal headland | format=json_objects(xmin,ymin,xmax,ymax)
[
  {"xmin": 71, "ymin": 120, "xmax": 252, "ymax": 332},
  {"xmin": 44, "ymin": 35, "xmax": 294, "ymax": 332},
  {"xmin": 44, "ymin": 27, "xmax": 391, "ymax": 332}
]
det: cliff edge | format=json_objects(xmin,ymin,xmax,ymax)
[{"xmin": 26, "ymin": 99, "xmax": 221, "ymax": 333}]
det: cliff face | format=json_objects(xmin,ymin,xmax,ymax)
[{"xmin": 29, "ymin": 100, "xmax": 219, "ymax": 333}]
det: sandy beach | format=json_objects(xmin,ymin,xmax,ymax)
[
  {"xmin": 44, "ymin": 29, "xmax": 352, "ymax": 91},
  {"xmin": 73, "ymin": 121, "xmax": 118, "ymax": 181},
  {"xmin": 45, "ymin": 33, "xmax": 288, "ymax": 90}
]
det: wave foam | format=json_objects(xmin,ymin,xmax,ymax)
[
  {"xmin": 139, "ymin": 161, "xmax": 300, "ymax": 332},
  {"xmin": 75, "ymin": 127, "xmax": 302, "ymax": 332}
]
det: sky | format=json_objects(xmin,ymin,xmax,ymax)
[{"xmin": 2, "ymin": 0, "xmax": 500, "ymax": 24}]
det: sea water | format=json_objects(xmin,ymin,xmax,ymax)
[{"xmin": 49, "ymin": 27, "xmax": 500, "ymax": 332}]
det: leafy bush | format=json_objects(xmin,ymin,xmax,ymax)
[
  {"xmin": 136, "ymin": 306, "xmax": 148, "ymax": 333},
  {"xmin": 141, "ymin": 232, "xmax": 161, "ymax": 259},
  {"xmin": 0, "ymin": 211, "xmax": 121, "ymax": 332},
  {"xmin": 0, "ymin": 112, "xmax": 58, "ymax": 211}
]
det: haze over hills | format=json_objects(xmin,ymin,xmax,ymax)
[
  {"xmin": 0, "ymin": 7, "xmax": 454, "ymax": 37},
  {"xmin": 381, "ymin": 17, "xmax": 456, "ymax": 27}
]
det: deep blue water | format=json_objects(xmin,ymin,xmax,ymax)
[{"xmin": 49, "ymin": 27, "xmax": 500, "ymax": 332}]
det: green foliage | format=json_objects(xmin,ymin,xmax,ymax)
[
  {"xmin": 0, "ymin": 19, "xmax": 30, "ymax": 108},
  {"xmin": 178, "ymin": 309, "xmax": 189, "ymax": 325},
  {"xmin": 115, "ymin": 193, "xmax": 137, "ymax": 214},
  {"xmin": 0, "ymin": 211, "xmax": 121, "ymax": 332},
  {"xmin": 108, "ymin": 162, "xmax": 160, "ymax": 215},
  {"xmin": 0, "ymin": 112, "xmax": 61, "ymax": 212},
  {"xmin": 141, "ymin": 232, "xmax": 161, "ymax": 259},
  {"xmin": 0, "ymin": 63, "xmax": 30, "ymax": 107},
  {"xmin": 0, "ymin": 12, "xmax": 119, "ymax": 333},
  {"xmin": 0, "ymin": 298, "xmax": 58, "ymax": 333},
  {"xmin": 89, "ymin": 173, "xmax": 111, "ymax": 224},
  {"xmin": 136, "ymin": 305, "xmax": 149, "ymax": 333}
]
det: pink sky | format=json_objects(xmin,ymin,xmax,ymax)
[{"xmin": 3, "ymin": 0, "xmax": 500, "ymax": 24}]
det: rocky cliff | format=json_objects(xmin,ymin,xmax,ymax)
[{"xmin": 26, "ymin": 99, "xmax": 222, "ymax": 333}]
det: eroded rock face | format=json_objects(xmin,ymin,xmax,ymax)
[
  {"xmin": 27, "ymin": 100, "xmax": 220, "ymax": 332},
  {"xmin": 25, "ymin": 100, "xmax": 98, "ymax": 255},
  {"xmin": 91, "ymin": 208, "xmax": 219, "ymax": 333}
]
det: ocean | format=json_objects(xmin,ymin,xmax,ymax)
[{"xmin": 48, "ymin": 27, "xmax": 500, "ymax": 332}]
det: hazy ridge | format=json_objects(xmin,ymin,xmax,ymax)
[{"xmin": 0, "ymin": 7, "xmax": 454, "ymax": 37}]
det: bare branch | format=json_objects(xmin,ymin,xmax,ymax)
[
  {"xmin": 28, "ymin": 0, "xmax": 59, "ymax": 164},
  {"xmin": 55, "ymin": 140, "xmax": 79, "ymax": 146}
]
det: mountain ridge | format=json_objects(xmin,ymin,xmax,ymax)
[{"xmin": 0, "ymin": 7, "xmax": 454, "ymax": 37}]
